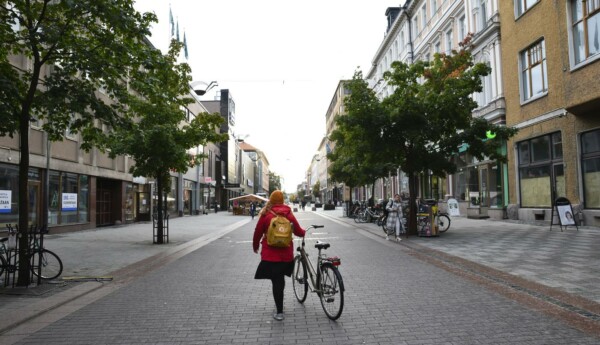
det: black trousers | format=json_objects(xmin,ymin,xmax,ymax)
[{"xmin": 272, "ymin": 275, "xmax": 285, "ymax": 313}]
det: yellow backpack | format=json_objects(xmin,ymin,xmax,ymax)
[{"xmin": 267, "ymin": 210, "xmax": 293, "ymax": 247}]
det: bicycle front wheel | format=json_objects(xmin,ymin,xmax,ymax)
[
  {"xmin": 437, "ymin": 214, "xmax": 451, "ymax": 233},
  {"xmin": 292, "ymin": 256, "xmax": 308, "ymax": 303},
  {"xmin": 318, "ymin": 263, "xmax": 344, "ymax": 320},
  {"xmin": 30, "ymin": 249, "xmax": 63, "ymax": 280}
]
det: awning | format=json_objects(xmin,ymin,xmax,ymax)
[{"xmin": 229, "ymin": 194, "xmax": 269, "ymax": 203}]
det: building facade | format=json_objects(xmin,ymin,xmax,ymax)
[
  {"xmin": 500, "ymin": 0, "xmax": 600, "ymax": 226},
  {"xmin": 0, "ymin": 52, "xmax": 224, "ymax": 233}
]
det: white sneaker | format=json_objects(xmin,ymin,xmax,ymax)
[
  {"xmin": 396, "ymin": 237, "xmax": 402, "ymax": 242},
  {"xmin": 273, "ymin": 313, "xmax": 284, "ymax": 321},
  {"xmin": 385, "ymin": 235, "xmax": 390, "ymax": 241}
]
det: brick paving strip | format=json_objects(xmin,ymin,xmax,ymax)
[
  {"xmin": 400, "ymin": 241, "xmax": 600, "ymax": 337},
  {"xmin": 316, "ymin": 211, "xmax": 600, "ymax": 338},
  {"xmin": 0, "ymin": 218, "xmax": 248, "ymax": 344}
]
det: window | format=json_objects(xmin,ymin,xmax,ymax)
[
  {"xmin": 520, "ymin": 40, "xmax": 548, "ymax": 101},
  {"xmin": 48, "ymin": 171, "xmax": 89, "ymax": 225},
  {"xmin": 445, "ymin": 29, "xmax": 453, "ymax": 54},
  {"xmin": 421, "ymin": 5, "xmax": 427, "ymax": 29},
  {"xmin": 413, "ymin": 17, "xmax": 419, "ymax": 38},
  {"xmin": 434, "ymin": 41, "xmax": 441, "ymax": 54},
  {"xmin": 458, "ymin": 15, "xmax": 466, "ymax": 42},
  {"xmin": 431, "ymin": 0, "xmax": 438, "ymax": 15},
  {"xmin": 477, "ymin": 59, "xmax": 492, "ymax": 106},
  {"xmin": 516, "ymin": 0, "xmax": 540, "ymax": 17},
  {"xmin": 65, "ymin": 113, "xmax": 77, "ymax": 140},
  {"xmin": 479, "ymin": 0, "xmax": 489, "ymax": 31},
  {"xmin": 399, "ymin": 31, "xmax": 405, "ymax": 51},
  {"xmin": 571, "ymin": 0, "xmax": 600, "ymax": 64},
  {"xmin": 581, "ymin": 129, "xmax": 600, "ymax": 208},
  {"xmin": 518, "ymin": 132, "xmax": 563, "ymax": 207}
]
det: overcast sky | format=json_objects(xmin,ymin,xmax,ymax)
[{"xmin": 133, "ymin": 0, "xmax": 399, "ymax": 192}]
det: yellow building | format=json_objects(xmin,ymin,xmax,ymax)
[{"xmin": 500, "ymin": 0, "xmax": 600, "ymax": 225}]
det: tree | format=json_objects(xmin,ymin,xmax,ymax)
[
  {"xmin": 333, "ymin": 39, "xmax": 517, "ymax": 235},
  {"xmin": 109, "ymin": 41, "xmax": 228, "ymax": 243},
  {"xmin": 328, "ymin": 72, "xmax": 397, "ymax": 206},
  {"xmin": 0, "ymin": 0, "xmax": 158, "ymax": 285},
  {"xmin": 312, "ymin": 180, "xmax": 321, "ymax": 201},
  {"xmin": 268, "ymin": 172, "xmax": 281, "ymax": 194}
]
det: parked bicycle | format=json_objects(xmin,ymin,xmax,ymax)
[
  {"xmin": 1, "ymin": 225, "xmax": 63, "ymax": 282},
  {"xmin": 292, "ymin": 225, "xmax": 344, "ymax": 320}
]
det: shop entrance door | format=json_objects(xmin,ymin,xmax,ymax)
[{"xmin": 137, "ymin": 192, "xmax": 150, "ymax": 221}]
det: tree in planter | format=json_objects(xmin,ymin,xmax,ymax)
[
  {"xmin": 110, "ymin": 41, "xmax": 227, "ymax": 243},
  {"xmin": 0, "ymin": 0, "xmax": 159, "ymax": 285}
]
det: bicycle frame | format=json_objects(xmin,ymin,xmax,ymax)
[{"xmin": 297, "ymin": 228, "xmax": 325, "ymax": 294}]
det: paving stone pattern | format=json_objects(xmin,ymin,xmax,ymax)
[{"xmin": 12, "ymin": 212, "xmax": 600, "ymax": 345}]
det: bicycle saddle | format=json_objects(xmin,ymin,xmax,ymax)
[{"xmin": 315, "ymin": 241, "xmax": 330, "ymax": 250}]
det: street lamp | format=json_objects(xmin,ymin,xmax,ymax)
[{"xmin": 191, "ymin": 80, "xmax": 218, "ymax": 96}]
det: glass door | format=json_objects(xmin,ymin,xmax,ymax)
[{"xmin": 479, "ymin": 167, "xmax": 488, "ymax": 208}]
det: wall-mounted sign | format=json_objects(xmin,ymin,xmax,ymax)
[
  {"xmin": 62, "ymin": 193, "xmax": 78, "ymax": 212},
  {"xmin": 0, "ymin": 190, "xmax": 11, "ymax": 214}
]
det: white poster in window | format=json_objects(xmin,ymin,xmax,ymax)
[
  {"xmin": 0, "ymin": 190, "xmax": 11, "ymax": 214},
  {"xmin": 62, "ymin": 193, "xmax": 78, "ymax": 212},
  {"xmin": 557, "ymin": 205, "xmax": 575, "ymax": 225},
  {"xmin": 447, "ymin": 198, "xmax": 460, "ymax": 216}
]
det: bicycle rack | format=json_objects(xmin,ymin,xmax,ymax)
[
  {"xmin": 152, "ymin": 212, "xmax": 169, "ymax": 244},
  {"xmin": 2, "ymin": 224, "xmax": 45, "ymax": 288}
]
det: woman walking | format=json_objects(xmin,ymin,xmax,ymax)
[
  {"xmin": 385, "ymin": 194, "xmax": 403, "ymax": 242},
  {"xmin": 253, "ymin": 190, "xmax": 305, "ymax": 321}
]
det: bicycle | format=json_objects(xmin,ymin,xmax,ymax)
[
  {"xmin": 292, "ymin": 225, "xmax": 345, "ymax": 320},
  {"xmin": 1, "ymin": 225, "xmax": 63, "ymax": 282}
]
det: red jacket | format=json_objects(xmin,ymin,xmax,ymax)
[{"xmin": 253, "ymin": 204, "xmax": 305, "ymax": 262}]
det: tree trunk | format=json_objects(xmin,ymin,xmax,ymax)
[
  {"xmin": 17, "ymin": 113, "xmax": 31, "ymax": 286},
  {"xmin": 407, "ymin": 171, "xmax": 419, "ymax": 236}
]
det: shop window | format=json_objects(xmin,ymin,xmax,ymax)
[
  {"xmin": 581, "ymin": 129, "xmax": 600, "ymax": 208},
  {"xmin": 48, "ymin": 171, "xmax": 89, "ymax": 225},
  {"xmin": 518, "ymin": 132, "xmax": 562, "ymax": 207}
]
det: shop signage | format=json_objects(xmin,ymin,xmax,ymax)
[
  {"xmin": 0, "ymin": 190, "xmax": 11, "ymax": 213},
  {"xmin": 62, "ymin": 193, "xmax": 78, "ymax": 212}
]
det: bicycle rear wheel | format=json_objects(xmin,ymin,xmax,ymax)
[
  {"xmin": 30, "ymin": 249, "xmax": 63, "ymax": 280},
  {"xmin": 0, "ymin": 255, "xmax": 6, "ymax": 279},
  {"xmin": 437, "ymin": 214, "xmax": 451, "ymax": 232},
  {"xmin": 318, "ymin": 263, "xmax": 344, "ymax": 320},
  {"xmin": 292, "ymin": 256, "xmax": 308, "ymax": 303}
]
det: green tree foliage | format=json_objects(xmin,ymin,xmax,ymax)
[
  {"xmin": 328, "ymin": 73, "xmax": 397, "ymax": 204},
  {"xmin": 312, "ymin": 180, "xmax": 321, "ymax": 200},
  {"xmin": 331, "ymin": 40, "xmax": 517, "ymax": 235},
  {"xmin": 109, "ymin": 41, "xmax": 228, "ymax": 243},
  {"xmin": 268, "ymin": 172, "xmax": 281, "ymax": 194},
  {"xmin": 0, "ymin": 0, "xmax": 158, "ymax": 285}
]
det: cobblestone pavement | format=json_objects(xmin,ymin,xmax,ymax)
[{"xmin": 1, "ymin": 209, "xmax": 599, "ymax": 344}]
